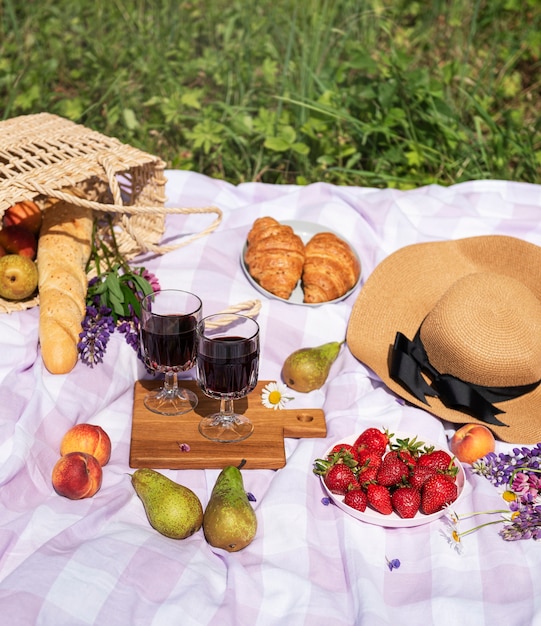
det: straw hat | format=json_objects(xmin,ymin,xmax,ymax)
[{"xmin": 346, "ymin": 235, "xmax": 541, "ymax": 444}]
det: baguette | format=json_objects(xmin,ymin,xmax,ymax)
[{"xmin": 37, "ymin": 199, "xmax": 93, "ymax": 374}]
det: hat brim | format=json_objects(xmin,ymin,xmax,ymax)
[{"xmin": 346, "ymin": 235, "xmax": 541, "ymax": 444}]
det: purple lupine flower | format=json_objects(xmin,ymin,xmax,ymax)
[
  {"xmin": 386, "ymin": 557, "xmax": 401, "ymax": 571},
  {"xmin": 512, "ymin": 472, "xmax": 541, "ymax": 499},
  {"xmin": 141, "ymin": 269, "xmax": 161, "ymax": 293},
  {"xmin": 500, "ymin": 502, "xmax": 541, "ymax": 541},
  {"xmin": 472, "ymin": 443, "xmax": 541, "ymax": 488},
  {"xmin": 117, "ymin": 317, "xmax": 140, "ymax": 353},
  {"xmin": 79, "ymin": 264, "xmax": 160, "ymax": 367},
  {"xmin": 78, "ymin": 305, "xmax": 115, "ymax": 367}
]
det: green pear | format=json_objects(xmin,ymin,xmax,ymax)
[
  {"xmin": 281, "ymin": 340, "xmax": 343, "ymax": 392},
  {"xmin": 131, "ymin": 468, "xmax": 203, "ymax": 540},
  {"xmin": 0, "ymin": 254, "xmax": 38, "ymax": 300},
  {"xmin": 203, "ymin": 465, "xmax": 257, "ymax": 552}
]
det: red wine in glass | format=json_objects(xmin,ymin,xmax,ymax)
[
  {"xmin": 140, "ymin": 289, "xmax": 202, "ymax": 415},
  {"xmin": 140, "ymin": 315, "xmax": 198, "ymax": 372},
  {"xmin": 196, "ymin": 314, "xmax": 260, "ymax": 442},
  {"xmin": 197, "ymin": 336, "xmax": 259, "ymax": 398}
]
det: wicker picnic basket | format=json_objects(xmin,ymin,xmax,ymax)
[{"xmin": 0, "ymin": 112, "xmax": 222, "ymax": 313}]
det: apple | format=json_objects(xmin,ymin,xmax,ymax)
[
  {"xmin": 3, "ymin": 201, "xmax": 42, "ymax": 234},
  {"xmin": 60, "ymin": 424, "xmax": 112, "ymax": 466},
  {"xmin": 0, "ymin": 254, "xmax": 38, "ymax": 300},
  {"xmin": 449, "ymin": 423, "xmax": 496, "ymax": 464},
  {"xmin": 52, "ymin": 451, "xmax": 103, "ymax": 499},
  {"xmin": 0, "ymin": 225, "xmax": 37, "ymax": 259}
]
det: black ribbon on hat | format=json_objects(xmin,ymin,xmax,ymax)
[{"xmin": 390, "ymin": 330, "xmax": 541, "ymax": 428}]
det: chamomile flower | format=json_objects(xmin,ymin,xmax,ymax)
[
  {"xmin": 261, "ymin": 381, "xmax": 293, "ymax": 410},
  {"xmin": 440, "ymin": 509, "xmax": 510, "ymax": 553}
]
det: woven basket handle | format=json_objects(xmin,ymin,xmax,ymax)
[{"xmin": 13, "ymin": 156, "xmax": 222, "ymax": 254}]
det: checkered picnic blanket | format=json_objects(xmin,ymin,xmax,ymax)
[{"xmin": 0, "ymin": 171, "xmax": 539, "ymax": 625}]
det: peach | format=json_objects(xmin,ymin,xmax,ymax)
[
  {"xmin": 52, "ymin": 452, "xmax": 102, "ymax": 499},
  {"xmin": 3, "ymin": 201, "xmax": 42, "ymax": 234},
  {"xmin": 449, "ymin": 423, "xmax": 496, "ymax": 464},
  {"xmin": 0, "ymin": 225, "xmax": 37, "ymax": 259},
  {"xmin": 60, "ymin": 424, "xmax": 112, "ymax": 466}
]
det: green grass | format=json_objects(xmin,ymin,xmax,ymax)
[{"xmin": 1, "ymin": 0, "xmax": 540, "ymax": 187}]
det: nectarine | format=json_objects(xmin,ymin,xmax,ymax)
[
  {"xmin": 0, "ymin": 225, "xmax": 37, "ymax": 259},
  {"xmin": 60, "ymin": 424, "xmax": 111, "ymax": 466},
  {"xmin": 52, "ymin": 452, "xmax": 102, "ymax": 499},
  {"xmin": 3, "ymin": 201, "xmax": 42, "ymax": 234},
  {"xmin": 449, "ymin": 423, "xmax": 495, "ymax": 464}
]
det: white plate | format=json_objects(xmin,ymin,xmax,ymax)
[
  {"xmin": 241, "ymin": 220, "xmax": 362, "ymax": 306},
  {"xmin": 320, "ymin": 432, "xmax": 466, "ymax": 528}
]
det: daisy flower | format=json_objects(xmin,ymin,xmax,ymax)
[
  {"xmin": 440, "ymin": 508, "xmax": 510, "ymax": 553},
  {"xmin": 261, "ymin": 381, "xmax": 294, "ymax": 410}
]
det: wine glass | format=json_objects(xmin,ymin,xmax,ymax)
[
  {"xmin": 139, "ymin": 289, "xmax": 202, "ymax": 415},
  {"xmin": 196, "ymin": 313, "xmax": 260, "ymax": 443}
]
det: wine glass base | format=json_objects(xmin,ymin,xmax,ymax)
[
  {"xmin": 144, "ymin": 387, "xmax": 198, "ymax": 416},
  {"xmin": 198, "ymin": 413, "xmax": 254, "ymax": 443}
]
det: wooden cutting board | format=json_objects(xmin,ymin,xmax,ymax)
[{"xmin": 129, "ymin": 379, "xmax": 327, "ymax": 470}]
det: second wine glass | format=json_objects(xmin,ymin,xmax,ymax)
[
  {"xmin": 196, "ymin": 313, "xmax": 260, "ymax": 443},
  {"xmin": 139, "ymin": 289, "xmax": 202, "ymax": 415}
]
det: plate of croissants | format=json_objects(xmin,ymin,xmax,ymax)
[{"xmin": 242, "ymin": 217, "xmax": 362, "ymax": 305}]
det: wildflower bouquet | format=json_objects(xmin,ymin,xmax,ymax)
[
  {"xmin": 472, "ymin": 444, "xmax": 541, "ymax": 541},
  {"xmin": 442, "ymin": 442, "xmax": 541, "ymax": 550},
  {"xmin": 77, "ymin": 214, "xmax": 160, "ymax": 367}
]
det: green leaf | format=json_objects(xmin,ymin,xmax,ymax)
[
  {"xmin": 108, "ymin": 290, "xmax": 127, "ymax": 318},
  {"xmin": 291, "ymin": 142, "xmax": 310, "ymax": 155},
  {"xmin": 13, "ymin": 84, "xmax": 41, "ymax": 111},
  {"xmin": 122, "ymin": 108, "xmax": 139, "ymax": 130},
  {"xmin": 105, "ymin": 272, "xmax": 125, "ymax": 303},
  {"xmin": 180, "ymin": 89, "xmax": 203, "ymax": 110},
  {"xmin": 119, "ymin": 283, "xmax": 138, "ymax": 316},
  {"xmin": 129, "ymin": 274, "xmax": 153, "ymax": 298},
  {"xmin": 279, "ymin": 125, "xmax": 296, "ymax": 144},
  {"xmin": 264, "ymin": 136, "xmax": 290, "ymax": 152}
]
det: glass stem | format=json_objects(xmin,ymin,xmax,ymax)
[
  {"xmin": 163, "ymin": 371, "xmax": 178, "ymax": 397},
  {"xmin": 219, "ymin": 397, "xmax": 235, "ymax": 419}
]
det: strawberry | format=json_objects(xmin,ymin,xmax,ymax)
[
  {"xmin": 391, "ymin": 485, "xmax": 421, "ymax": 518},
  {"xmin": 421, "ymin": 474, "xmax": 458, "ymax": 515},
  {"xmin": 313, "ymin": 446, "xmax": 358, "ymax": 480},
  {"xmin": 390, "ymin": 435, "xmax": 425, "ymax": 465},
  {"xmin": 393, "ymin": 449, "xmax": 417, "ymax": 468},
  {"xmin": 323, "ymin": 463, "xmax": 358, "ymax": 495},
  {"xmin": 343, "ymin": 488, "xmax": 367, "ymax": 512},
  {"xmin": 376, "ymin": 453, "xmax": 410, "ymax": 487},
  {"xmin": 328, "ymin": 443, "xmax": 358, "ymax": 461},
  {"xmin": 357, "ymin": 448, "xmax": 383, "ymax": 470},
  {"xmin": 356, "ymin": 449, "xmax": 382, "ymax": 486},
  {"xmin": 357, "ymin": 464, "xmax": 379, "ymax": 485},
  {"xmin": 409, "ymin": 464, "xmax": 437, "ymax": 490},
  {"xmin": 353, "ymin": 427, "xmax": 391, "ymax": 457},
  {"xmin": 385, "ymin": 449, "xmax": 416, "ymax": 469},
  {"xmin": 417, "ymin": 449, "xmax": 456, "ymax": 473},
  {"xmin": 366, "ymin": 483, "xmax": 393, "ymax": 515}
]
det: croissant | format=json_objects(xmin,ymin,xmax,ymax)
[
  {"xmin": 302, "ymin": 232, "xmax": 360, "ymax": 303},
  {"xmin": 37, "ymin": 198, "xmax": 93, "ymax": 374},
  {"xmin": 244, "ymin": 217, "xmax": 305, "ymax": 300}
]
